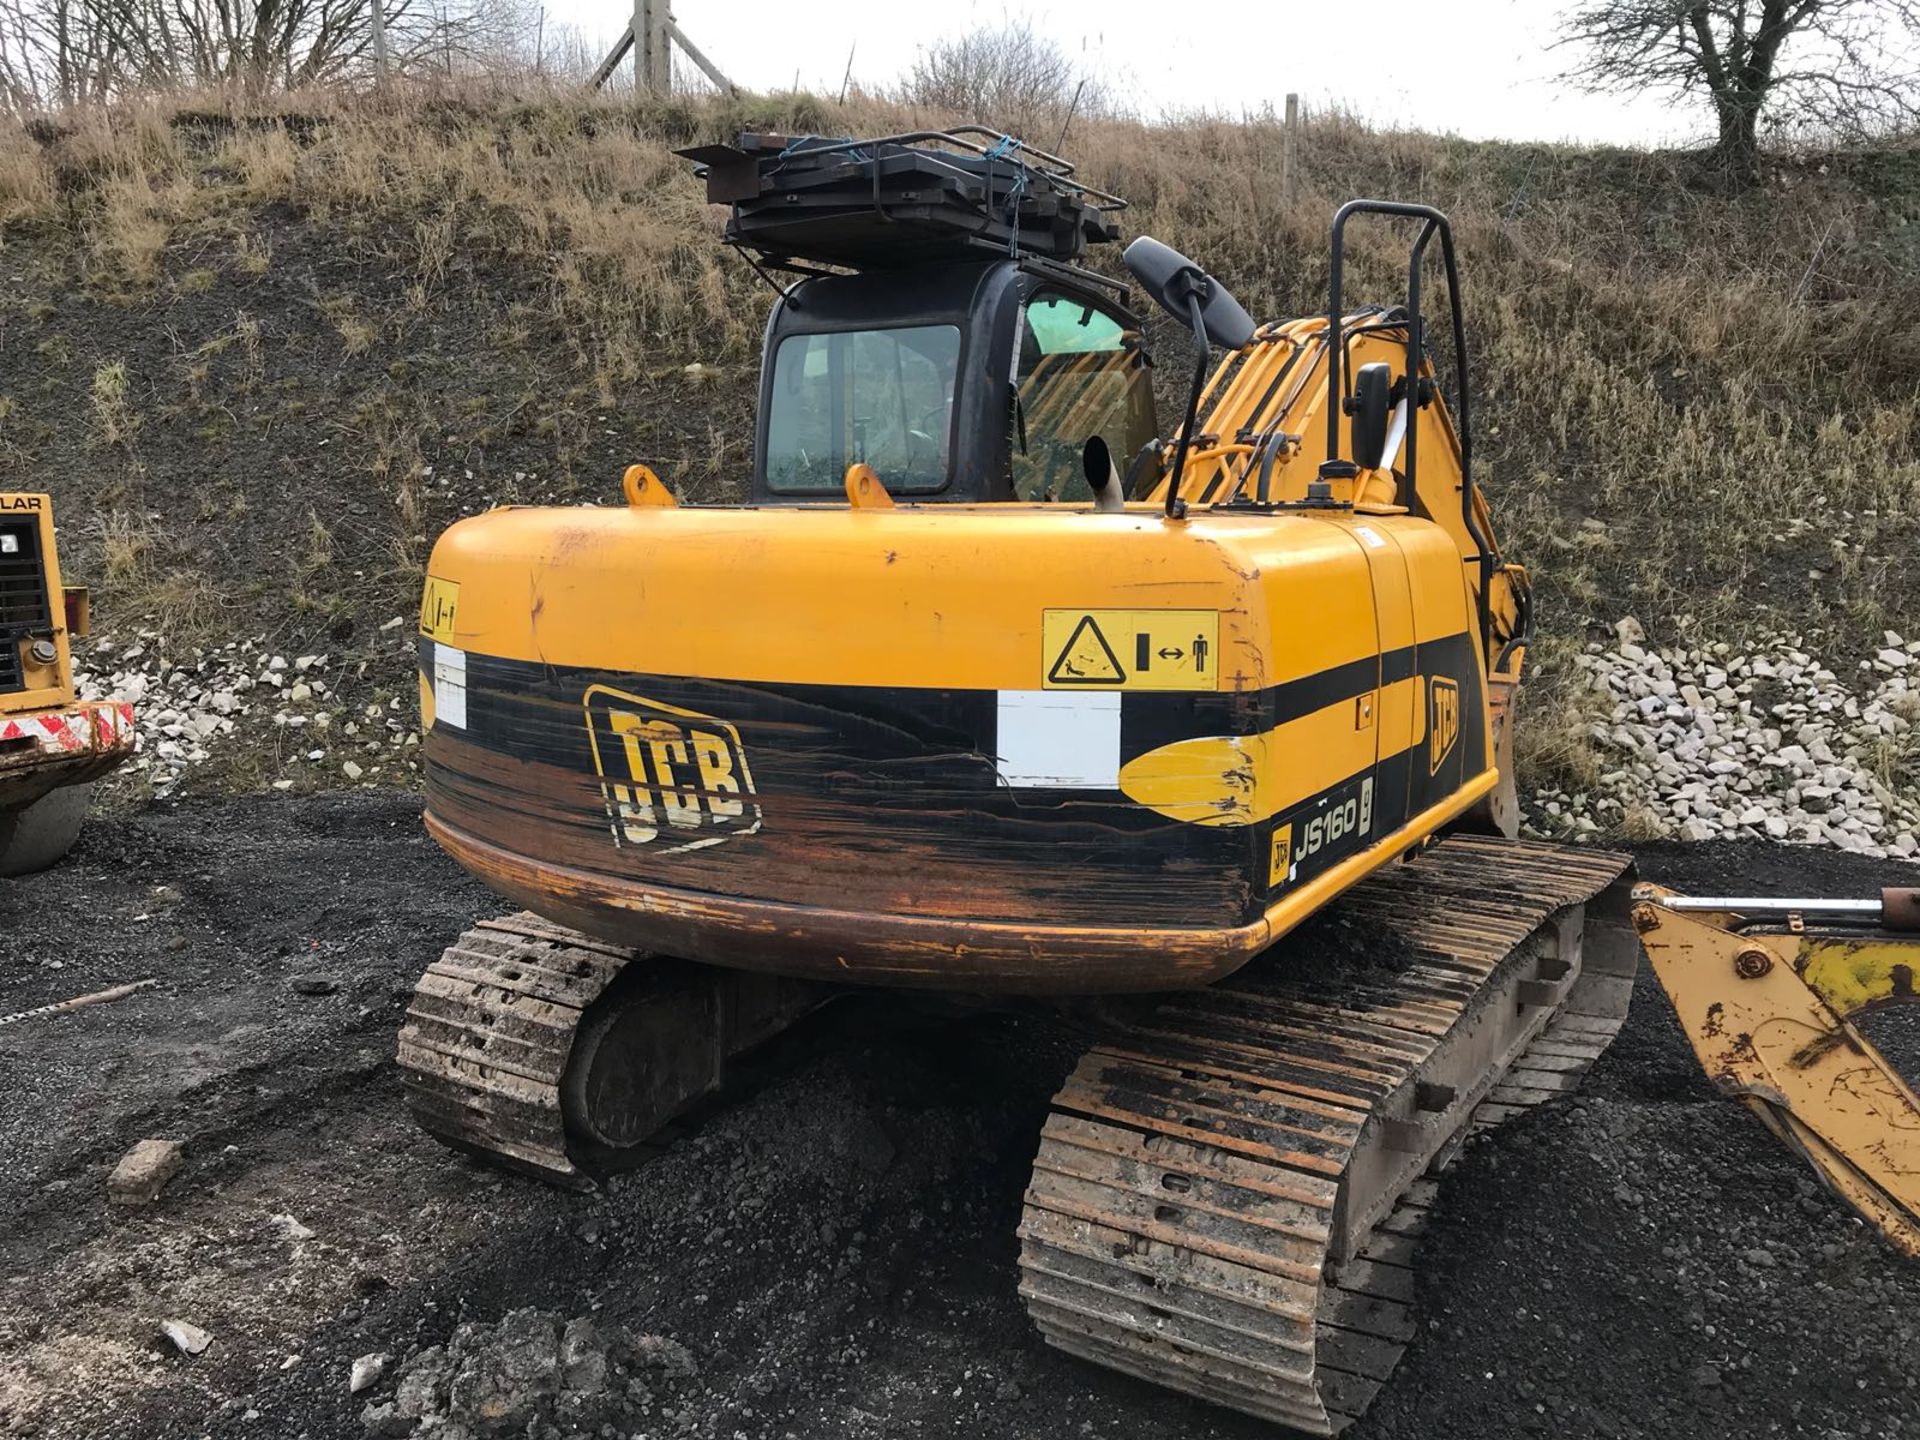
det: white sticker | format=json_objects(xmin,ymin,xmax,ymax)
[
  {"xmin": 994, "ymin": 690, "xmax": 1121, "ymax": 789},
  {"xmin": 433, "ymin": 643, "xmax": 468, "ymax": 730},
  {"xmin": 1354, "ymin": 525, "xmax": 1387, "ymax": 550}
]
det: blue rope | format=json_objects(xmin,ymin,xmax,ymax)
[
  {"xmin": 985, "ymin": 134, "xmax": 1029, "ymax": 257},
  {"xmin": 768, "ymin": 134, "xmax": 863, "ymax": 179}
]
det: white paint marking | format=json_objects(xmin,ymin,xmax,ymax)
[
  {"xmin": 995, "ymin": 689, "xmax": 1121, "ymax": 789},
  {"xmin": 433, "ymin": 643, "xmax": 468, "ymax": 730}
]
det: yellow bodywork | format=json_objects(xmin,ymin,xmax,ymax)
[
  {"xmin": 1149, "ymin": 318, "xmax": 1524, "ymax": 655},
  {"xmin": 0, "ymin": 492, "xmax": 136, "ymax": 811},
  {"xmin": 1634, "ymin": 886, "xmax": 1920, "ymax": 1256},
  {"xmin": 424, "ymin": 502, "xmax": 1468, "ymax": 711},
  {"xmin": 1, "ymin": 493, "xmax": 77, "ymax": 717},
  {"xmin": 416, "ymin": 303, "xmax": 1524, "ymax": 990}
]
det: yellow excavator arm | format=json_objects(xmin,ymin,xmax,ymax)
[{"xmin": 1633, "ymin": 884, "xmax": 1920, "ymax": 1256}]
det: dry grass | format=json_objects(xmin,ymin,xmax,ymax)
[
  {"xmin": 92, "ymin": 509, "xmax": 152, "ymax": 581},
  {"xmin": 87, "ymin": 507, "xmax": 225, "ymax": 642},
  {"xmin": 88, "ymin": 361, "xmax": 138, "ymax": 446},
  {"xmin": 135, "ymin": 567, "xmax": 225, "ymax": 641}
]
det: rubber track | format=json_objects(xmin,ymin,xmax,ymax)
[
  {"xmin": 396, "ymin": 912, "xmax": 637, "ymax": 1186},
  {"xmin": 1017, "ymin": 837, "xmax": 1634, "ymax": 1434}
]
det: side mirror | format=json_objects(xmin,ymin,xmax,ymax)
[
  {"xmin": 1124, "ymin": 236, "xmax": 1257, "ymax": 519},
  {"xmin": 1350, "ymin": 363, "xmax": 1393, "ymax": 471},
  {"xmin": 1122, "ymin": 237, "xmax": 1256, "ymax": 351}
]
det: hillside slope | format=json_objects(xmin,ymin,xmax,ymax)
[{"xmin": 1, "ymin": 89, "xmax": 1916, "ymax": 821}]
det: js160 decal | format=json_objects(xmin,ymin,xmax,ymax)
[{"xmin": 1271, "ymin": 775, "xmax": 1376, "ymax": 888}]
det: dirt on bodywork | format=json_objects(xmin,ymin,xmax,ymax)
[{"xmin": 2, "ymin": 795, "xmax": 1918, "ymax": 1440}]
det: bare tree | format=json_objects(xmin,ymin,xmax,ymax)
[
  {"xmin": 1560, "ymin": 1, "xmax": 1920, "ymax": 177},
  {"xmin": 901, "ymin": 22, "xmax": 1105, "ymax": 142},
  {"xmin": 0, "ymin": 0, "xmax": 539, "ymax": 107}
]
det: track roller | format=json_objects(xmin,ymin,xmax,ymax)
[{"xmin": 398, "ymin": 911, "xmax": 824, "ymax": 1185}]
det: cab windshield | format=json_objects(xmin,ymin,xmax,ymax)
[{"xmin": 764, "ymin": 324, "xmax": 962, "ymax": 494}]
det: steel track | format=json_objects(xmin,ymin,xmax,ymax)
[
  {"xmin": 398, "ymin": 912, "xmax": 637, "ymax": 1187},
  {"xmin": 1017, "ymin": 837, "xmax": 1637, "ymax": 1433}
]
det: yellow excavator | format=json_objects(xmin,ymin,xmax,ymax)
[
  {"xmin": 1, "ymin": 492, "xmax": 135, "ymax": 875},
  {"xmin": 396, "ymin": 131, "xmax": 1920, "ymax": 1432}
]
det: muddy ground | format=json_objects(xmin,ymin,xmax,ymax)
[{"xmin": 3, "ymin": 794, "xmax": 1918, "ymax": 1440}]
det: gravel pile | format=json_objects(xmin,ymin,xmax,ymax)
[
  {"xmin": 358, "ymin": 1309, "xmax": 697, "ymax": 1440},
  {"xmin": 1532, "ymin": 619, "xmax": 1920, "ymax": 858},
  {"xmin": 75, "ymin": 626, "xmax": 422, "ymax": 795}
]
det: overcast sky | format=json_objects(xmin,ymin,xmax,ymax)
[{"xmin": 546, "ymin": 0, "xmax": 1708, "ymax": 147}]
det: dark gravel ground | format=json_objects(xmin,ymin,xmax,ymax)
[{"xmin": 2, "ymin": 794, "xmax": 1917, "ymax": 1440}]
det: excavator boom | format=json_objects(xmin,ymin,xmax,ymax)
[{"xmin": 1634, "ymin": 885, "xmax": 1920, "ymax": 1256}]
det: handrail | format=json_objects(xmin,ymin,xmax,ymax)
[{"xmin": 1323, "ymin": 199, "xmax": 1494, "ymax": 652}]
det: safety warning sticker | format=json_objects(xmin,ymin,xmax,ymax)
[
  {"xmin": 420, "ymin": 575, "xmax": 461, "ymax": 642},
  {"xmin": 1041, "ymin": 609, "xmax": 1220, "ymax": 691}
]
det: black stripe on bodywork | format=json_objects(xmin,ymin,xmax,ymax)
[
  {"xmin": 420, "ymin": 630, "xmax": 1483, "ymax": 795},
  {"xmin": 1116, "ymin": 634, "xmax": 1449, "ymax": 760},
  {"xmin": 420, "ymin": 633, "xmax": 1464, "ymax": 752},
  {"xmin": 421, "ymin": 639, "xmax": 1463, "ymax": 761},
  {"xmin": 420, "ymin": 635, "xmax": 1488, "ymax": 926}
]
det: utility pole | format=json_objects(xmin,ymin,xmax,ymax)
[
  {"xmin": 370, "ymin": 0, "xmax": 388, "ymax": 80},
  {"xmin": 1281, "ymin": 93, "xmax": 1299, "ymax": 207},
  {"xmin": 593, "ymin": 0, "xmax": 732, "ymax": 93},
  {"xmin": 634, "ymin": 0, "xmax": 669, "ymax": 92}
]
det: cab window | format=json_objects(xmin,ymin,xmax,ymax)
[
  {"xmin": 764, "ymin": 324, "xmax": 961, "ymax": 494},
  {"xmin": 1011, "ymin": 292, "xmax": 1155, "ymax": 503}
]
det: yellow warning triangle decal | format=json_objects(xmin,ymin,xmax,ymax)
[{"xmin": 1047, "ymin": 615, "xmax": 1125, "ymax": 685}]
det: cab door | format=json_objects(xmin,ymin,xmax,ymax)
[
  {"xmin": 1009, "ymin": 286, "xmax": 1156, "ymax": 502},
  {"xmin": 1349, "ymin": 519, "xmax": 1421, "ymax": 843}
]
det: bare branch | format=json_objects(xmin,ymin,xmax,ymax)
[
  {"xmin": 1559, "ymin": 0, "xmax": 1920, "ymax": 176},
  {"xmin": 0, "ymin": 0, "xmax": 546, "ymax": 109},
  {"xmin": 897, "ymin": 22, "xmax": 1110, "ymax": 140}
]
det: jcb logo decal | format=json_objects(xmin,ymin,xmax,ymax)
[
  {"xmin": 1268, "ymin": 823, "xmax": 1293, "ymax": 888},
  {"xmin": 1429, "ymin": 676, "xmax": 1461, "ymax": 774},
  {"xmin": 584, "ymin": 685, "xmax": 761, "ymax": 853}
]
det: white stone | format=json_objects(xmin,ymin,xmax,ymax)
[
  {"xmin": 162, "ymin": 1320, "xmax": 212, "ymax": 1356},
  {"xmin": 349, "ymin": 1353, "xmax": 389, "ymax": 1394}
]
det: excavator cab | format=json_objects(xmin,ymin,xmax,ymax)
[
  {"xmin": 680, "ymin": 129, "xmax": 1159, "ymax": 505},
  {"xmin": 752, "ymin": 257, "xmax": 1157, "ymax": 504}
]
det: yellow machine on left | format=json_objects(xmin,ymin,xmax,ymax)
[{"xmin": 0, "ymin": 493, "xmax": 135, "ymax": 875}]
